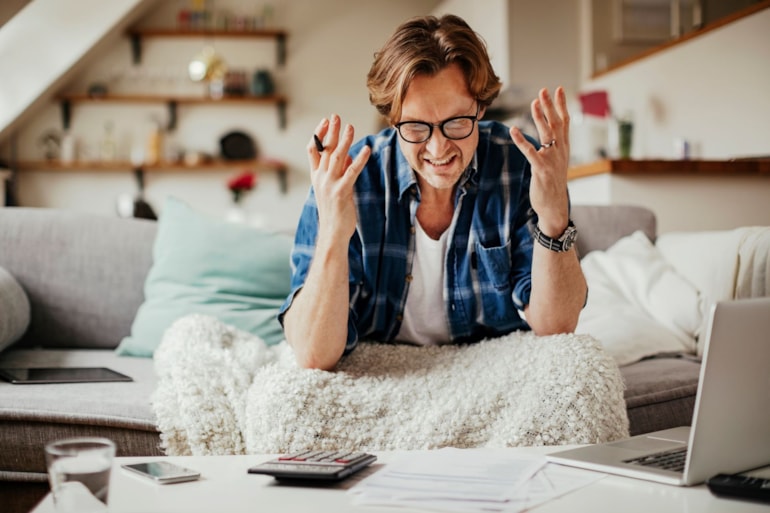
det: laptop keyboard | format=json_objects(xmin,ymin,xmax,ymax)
[{"xmin": 624, "ymin": 447, "xmax": 687, "ymax": 472}]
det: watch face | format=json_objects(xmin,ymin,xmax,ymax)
[{"xmin": 562, "ymin": 226, "xmax": 578, "ymax": 249}]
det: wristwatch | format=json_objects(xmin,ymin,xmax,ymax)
[{"xmin": 531, "ymin": 220, "xmax": 578, "ymax": 252}]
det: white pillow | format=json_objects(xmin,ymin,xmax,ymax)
[
  {"xmin": 0, "ymin": 266, "xmax": 30, "ymax": 352},
  {"xmin": 576, "ymin": 231, "xmax": 707, "ymax": 366},
  {"xmin": 655, "ymin": 227, "xmax": 770, "ymax": 354},
  {"xmin": 655, "ymin": 229, "xmax": 744, "ymax": 305}
]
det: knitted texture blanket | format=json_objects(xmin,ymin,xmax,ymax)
[{"xmin": 152, "ymin": 314, "xmax": 629, "ymax": 456}]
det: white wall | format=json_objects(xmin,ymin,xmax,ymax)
[
  {"xmin": 568, "ymin": 7, "xmax": 770, "ymax": 233},
  {"xmin": 6, "ymin": 2, "xmax": 769, "ymax": 232},
  {"xmin": 433, "ymin": 0, "xmax": 510, "ymax": 86},
  {"xmin": 8, "ymin": 0, "xmax": 440, "ymax": 231},
  {"xmin": 581, "ymin": 8, "xmax": 770, "ymax": 160},
  {"xmin": 507, "ymin": 0, "xmax": 581, "ymax": 97},
  {"xmin": 0, "ymin": 0, "xmax": 152, "ymax": 138},
  {"xmin": 569, "ymin": 172, "xmax": 770, "ymax": 233}
]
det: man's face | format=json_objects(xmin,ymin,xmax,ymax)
[{"xmin": 397, "ymin": 63, "xmax": 482, "ymax": 193}]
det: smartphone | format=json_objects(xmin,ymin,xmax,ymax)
[{"xmin": 121, "ymin": 461, "xmax": 201, "ymax": 484}]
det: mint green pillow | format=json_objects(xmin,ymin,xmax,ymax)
[{"xmin": 116, "ymin": 197, "xmax": 292, "ymax": 357}]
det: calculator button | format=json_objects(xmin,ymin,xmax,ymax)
[
  {"xmin": 307, "ymin": 451, "xmax": 335, "ymax": 462},
  {"xmin": 292, "ymin": 450, "xmax": 325, "ymax": 461},
  {"xmin": 335, "ymin": 452, "xmax": 366, "ymax": 464},
  {"xmin": 322, "ymin": 452, "xmax": 351, "ymax": 463},
  {"xmin": 278, "ymin": 450, "xmax": 311, "ymax": 461}
]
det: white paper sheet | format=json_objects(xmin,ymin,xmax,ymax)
[{"xmin": 349, "ymin": 449, "xmax": 603, "ymax": 513}]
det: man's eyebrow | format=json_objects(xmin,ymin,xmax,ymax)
[{"xmin": 399, "ymin": 110, "xmax": 471, "ymax": 123}]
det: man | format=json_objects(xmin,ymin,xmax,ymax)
[{"xmin": 280, "ymin": 14, "xmax": 587, "ymax": 370}]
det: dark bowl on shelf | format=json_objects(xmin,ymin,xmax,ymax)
[{"xmin": 220, "ymin": 131, "xmax": 257, "ymax": 160}]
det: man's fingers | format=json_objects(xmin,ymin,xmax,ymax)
[
  {"xmin": 307, "ymin": 118, "xmax": 330, "ymax": 170},
  {"xmin": 510, "ymin": 126, "xmax": 539, "ymax": 162},
  {"xmin": 349, "ymin": 144, "xmax": 371, "ymax": 176},
  {"xmin": 328, "ymin": 124, "xmax": 356, "ymax": 178},
  {"xmin": 530, "ymin": 98, "xmax": 550, "ymax": 143},
  {"xmin": 554, "ymin": 87, "xmax": 570, "ymax": 134},
  {"xmin": 324, "ymin": 114, "xmax": 342, "ymax": 153},
  {"xmin": 539, "ymin": 88, "xmax": 562, "ymax": 134}
]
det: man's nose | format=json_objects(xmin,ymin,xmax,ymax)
[{"xmin": 425, "ymin": 127, "xmax": 451, "ymax": 154}]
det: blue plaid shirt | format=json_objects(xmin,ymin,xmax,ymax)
[{"xmin": 279, "ymin": 121, "xmax": 535, "ymax": 353}]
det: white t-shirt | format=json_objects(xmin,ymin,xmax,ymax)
[{"xmin": 395, "ymin": 218, "xmax": 452, "ymax": 346}]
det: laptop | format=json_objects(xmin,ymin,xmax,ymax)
[{"xmin": 547, "ymin": 296, "xmax": 770, "ymax": 486}]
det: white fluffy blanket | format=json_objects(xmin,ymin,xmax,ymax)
[{"xmin": 152, "ymin": 314, "xmax": 629, "ymax": 456}]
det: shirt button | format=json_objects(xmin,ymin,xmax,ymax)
[
  {"xmin": 451, "ymin": 303, "xmax": 456, "ymax": 311},
  {"xmin": 410, "ymin": 226, "xmax": 416, "ymax": 234},
  {"xmin": 396, "ymin": 314, "xmax": 403, "ymax": 322},
  {"xmin": 405, "ymin": 274, "xmax": 413, "ymax": 283}
]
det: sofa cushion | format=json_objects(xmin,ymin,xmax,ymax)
[
  {"xmin": 0, "ymin": 208, "xmax": 156, "ymax": 350},
  {"xmin": 571, "ymin": 204, "xmax": 657, "ymax": 257},
  {"xmin": 620, "ymin": 355, "xmax": 700, "ymax": 436},
  {"xmin": 0, "ymin": 266, "xmax": 30, "ymax": 353},
  {"xmin": 576, "ymin": 231, "xmax": 707, "ymax": 366},
  {"xmin": 0, "ymin": 349, "xmax": 162, "ymax": 477},
  {"xmin": 116, "ymin": 197, "xmax": 292, "ymax": 357}
]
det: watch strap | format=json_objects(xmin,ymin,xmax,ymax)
[{"xmin": 531, "ymin": 220, "xmax": 578, "ymax": 252}]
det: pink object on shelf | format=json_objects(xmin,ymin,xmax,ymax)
[{"xmin": 579, "ymin": 91, "xmax": 610, "ymax": 118}]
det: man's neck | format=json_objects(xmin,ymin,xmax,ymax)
[{"xmin": 416, "ymin": 184, "xmax": 456, "ymax": 240}]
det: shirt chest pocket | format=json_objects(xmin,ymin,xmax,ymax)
[
  {"xmin": 474, "ymin": 240, "xmax": 517, "ymax": 324},
  {"xmin": 475, "ymin": 240, "xmax": 511, "ymax": 291}
]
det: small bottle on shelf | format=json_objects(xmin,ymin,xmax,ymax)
[
  {"xmin": 60, "ymin": 131, "xmax": 77, "ymax": 164},
  {"xmin": 145, "ymin": 121, "xmax": 163, "ymax": 165},
  {"xmin": 100, "ymin": 121, "xmax": 117, "ymax": 162}
]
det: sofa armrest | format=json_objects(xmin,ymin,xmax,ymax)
[{"xmin": 571, "ymin": 205, "xmax": 657, "ymax": 257}]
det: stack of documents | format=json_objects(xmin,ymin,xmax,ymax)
[{"xmin": 348, "ymin": 448, "xmax": 602, "ymax": 512}]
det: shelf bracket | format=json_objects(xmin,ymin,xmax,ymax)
[
  {"xmin": 166, "ymin": 100, "xmax": 178, "ymax": 132},
  {"xmin": 278, "ymin": 99, "xmax": 286, "ymax": 130},
  {"xmin": 130, "ymin": 32, "xmax": 142, "ymax": 64},
  {"xmin": 277, "ymin": 33, "xmax": 287, "ymax": 67},
  {"xmin": 60, "ymin": 100, "xmax": 72, "ymax": 131}
]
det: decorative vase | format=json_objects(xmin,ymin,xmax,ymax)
[
  {"xmin": 251, "ymin": 69, "xmax": 275, "ymax": 97},
  {"xmin": 226, "ymin": 203, "xmax": 247, "ymax": 223}
]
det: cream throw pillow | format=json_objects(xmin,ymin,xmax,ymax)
[{"xmin": 576, "ymin": 231, "xmax": 707, "ymax": 366}]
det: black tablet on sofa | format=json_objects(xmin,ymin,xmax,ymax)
[{"xmin": 0, "ymin": 367, "xmax": 133, "ymax": 384}]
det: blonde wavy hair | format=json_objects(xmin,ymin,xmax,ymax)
[{"xmin": 367, "ymin": 14, "xmax": 502, "ymax": 125}]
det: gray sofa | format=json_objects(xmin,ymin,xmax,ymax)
[{"xmin": 0, "ymin": 205, "xmax": 701, "ymax": 513}]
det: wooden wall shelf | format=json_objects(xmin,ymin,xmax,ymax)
[
  {"xmin": 59, "ymin": 94, "xmax": 286, "ymax": 104},
  {"xmin": 568, "ymin": 159, "xmax": 770, "ymax": 181},
  {"xmin": 16, "ymin": 159, "xmax": 289, "ymax": 192},
  {"xmin": 57, "ymin": 94, "xmax": 288, "ymax": 131},
  {"xmin": 128, "ymin": 28, "xmax": 288, "ymax": 66}
]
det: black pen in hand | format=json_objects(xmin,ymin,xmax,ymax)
[{"xmin": 313, "ymin": 134, "xmax": 325, "ymax": 152}]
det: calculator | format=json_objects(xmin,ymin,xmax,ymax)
[{"xmin": 247, "ymin": 450, "xmax": 377, "ymax": 481}]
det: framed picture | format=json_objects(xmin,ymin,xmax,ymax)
[{"xmin": 613, "ymin": 0, "xmax": 674, "ymax": 42}]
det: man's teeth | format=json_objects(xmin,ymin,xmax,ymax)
[{"xmin": 429, "ymin": 156, "xmax": 453, "ymax": 165}]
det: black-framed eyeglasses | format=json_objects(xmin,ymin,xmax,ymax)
[{"xmin": 394, "ymin": 104, "xmax": 480, "ymax": 144}]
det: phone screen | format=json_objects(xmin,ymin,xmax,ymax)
[{"xmin": 0, "ymin": 367, "xmax": 133, "ymax": 384}]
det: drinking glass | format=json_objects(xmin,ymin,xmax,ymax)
[{"xmin": 45, "ymin": 437, "xmax": 115, "ymax": 512}]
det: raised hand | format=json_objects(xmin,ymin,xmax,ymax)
[
  {"xmin": 307, "ymin": 115, "xmax": 371, "ymax": 241},
  {"xmin": 509, "ymin": 87, "xmax": 571, "ymax": 236}
]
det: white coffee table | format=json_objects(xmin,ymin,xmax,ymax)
[{"xmin": 30, "ymin": 447, "xmax": 770, "ymax": 513}]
